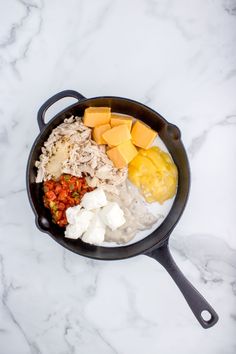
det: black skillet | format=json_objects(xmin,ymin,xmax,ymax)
[{"xmin": 26, "ymin": 90, "xmax": 219, "ymax": 328}]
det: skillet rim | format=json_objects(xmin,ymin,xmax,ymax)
[{"xmin": 26, "ymin": 95, "xmax": 190, "ymax": 260}]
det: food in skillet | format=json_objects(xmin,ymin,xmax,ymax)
[
  {"xmin": 129, "ymin": 147, "xmax": 178, "ymax": 204},
  {"xmin": 35, "ymin": 116, "xmax": 127, "ymax": 192},
  {"xmin": 65, "ymin": 188, "xmax": 126, "ymax": 244},
  {"xmin": 35, "ymin": 107, "xmax": 178, "ymax": 245},
  {"xmin": 43, "ymin": 174, "xmax": 93, "ymax": 227}
]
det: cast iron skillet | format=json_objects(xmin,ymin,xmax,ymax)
[{"xmin": 26, "ymin": 90, "xmax": 219, "ymax": 328}]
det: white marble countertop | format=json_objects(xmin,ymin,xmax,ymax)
[{"xmin": 0, "ymin": 0, "xmax": 236, "ymax": 353}]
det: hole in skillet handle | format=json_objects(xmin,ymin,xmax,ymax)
[
  {"xmin": 200, "ymin": 310, "xmax": 218, "ymax": 328},
  {"xmin": 201, "ymin": 310, "xmax": 212, "ymax": 322},
  {"xmin": 37, "ymin": 90, "xmax": 86, "ymax": 131}
]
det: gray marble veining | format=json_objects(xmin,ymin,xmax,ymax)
[{"xmin": 0, "ymin": 0, "xmax": 236, "ymax": 353}]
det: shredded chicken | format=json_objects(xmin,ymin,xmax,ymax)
[{"xmin": 35, "ymin": 116, "xmax": 127, "ymax": 192}]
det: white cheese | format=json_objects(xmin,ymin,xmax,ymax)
[
  {"xmin": 64, "ymin": 209, "xmax": 93, "ymax": 239},
  {"xmin": 80, "ymin": 188, "xmax": 107, "ymax": 210},
  {"xmin": 82, "ymin": 214, "xmax": 105, "ymax": 245},
  {"xmin": 99, "ymin": 202, "xmax": 126, "ymax": 231},
  {"xmin": 64, "ymin": 223, "xmax": 81, "ymax": 239},
  {"xmin": 65, "ymin": 204, "xmax": 81, "ymax": 224},
  {"xmin": 64, "ymin": 188, "xmax": 126, "ymax": 245}
]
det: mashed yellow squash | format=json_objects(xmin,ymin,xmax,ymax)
[{"xmin": 128, "ymin": 146, "xmax": 178, "ymax": 204}]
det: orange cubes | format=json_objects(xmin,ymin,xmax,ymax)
[
  {"xmin": 110, "ymin": 114, "xmax": 133, "ymax": 131},
  {"xmin": 83, "ymin": 106, "xmax": 158, "ymax": 169},
  {"xmin": 92, "ymin": 124, "xmax": 111, "ymax": 144},
  {"xmin": 83, "ymin": 107, "xmax": 111, "ymax": 127},
  {"xmin": 131, "ymin": 120, "xmax": 157, "ymax": 149},
  {"xmin": 102, "ymin": 125, "xmax": 131, "ymax": 146},
  {"xmin": 107, "ymin": 140, "xmax": 138, "ymax": 168}
]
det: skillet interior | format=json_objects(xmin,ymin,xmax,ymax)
[{"xmin": 27, "ymin": 96, "xmax": 190, "ymax": 260}]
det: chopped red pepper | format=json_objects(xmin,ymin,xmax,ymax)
[
  {"xmin": 58, "ymin": 202, "xmax": 65, "ymax": 211},
  {"xmin": 54, "ymin": 184, "xmax": 62, "ymax": 195},
  {"xmin": 46, "ymin": 191, "xmax": 56, "ymax": 201},
  {"xmin": 43, "ymin": 174, "xmax": 93, "ymax": 227}
]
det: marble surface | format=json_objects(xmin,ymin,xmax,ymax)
[{"xmin": 0, "ymin": 0, "xmax": 236, "ymax": 353}]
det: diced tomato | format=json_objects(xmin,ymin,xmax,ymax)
[
  {"xmin": 43, "ymin": 174, "xmax": 94, "ymax": 228},
  {"xmin": 58, "ymin": 190, "xmax": 68, "ymax": 201},
  {"xmin": 65, "ymin": 198, "xmax": 72, "ymax": 206},
  {"xmin": 45, "ymin": 180, "xmax": 54, "ymax": 190},
  {"xmin": 58, "ymin": 202, "xmax": 66, "ymax": 211},
  {"xmin": 80, "ymin": 189, "xmax": 87, "ymax": 197},
  {"xmin": 46, "ymin": 191, "xmax": 56, "ymax": 200},
  {"xmin": 60, "ymin": 180, "xmax": 67, "ymax": 188},
  {"xmin": 70, "ymin": 176, "xmax": 77, "ymax": 183},
  {"xmin": 57, "ymin": 219, "xmax": 66, "ymax": 227},
  {"xmin": 54, "ymin": 184, "xmax": 62, "ymax": 194}
]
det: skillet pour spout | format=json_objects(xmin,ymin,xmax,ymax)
[{"xmin": 26, "ymin": 90, "xmax": 219, "ymax": 329}]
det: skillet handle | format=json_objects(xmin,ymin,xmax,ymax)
[
  {"xmin": 146, "ymin": 242, "xmax": 219, "ymax": 328},
  {"xmin": 37, "ymin": 90, "xmax": 86, "ymax": 131}
]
